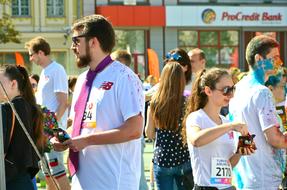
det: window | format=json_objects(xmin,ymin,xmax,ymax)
[
  {"xmin": 12, "ymin": 0, "xmax": 30, "ymax": 16},
  {"xmin": 108, "ymin": 0, "xmax": 148, "ymax": 5},
  {"xmin": 47, "ymin": 0, "xmax": 64, "ymax": 17},
  {"xmin": 218, "ymin": 0, "xmax": 264, "ymax": 3},
  {"xmin": 114, "ymin": 30, "xmax": 146, "ymax": 80},
  {"xmin": 178, "ymin": 0, "xmax": 209, "ymax": 3},
  {"xmin": 178, "ymin": 30, "xmax": 239, "ymax": 68},
  {"xmin": 0, "ymin": 52, "xmax": 32, "ymax": 72}
]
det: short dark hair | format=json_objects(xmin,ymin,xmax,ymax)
[
  {"xmin": 164, "ymin": 48, "xmax": 191, "ymax": 84},
  {"xmin": 25, "ymin": 37, "xmax": 51, "ymax": 55},
  {"xmin": 30, "ymin": 74, "xmax": 39, "ymax": 83},
  {"xmin": 188, "ymin": 48, "xmax": 206, "ymax": 60},
  {"xmin": 246, "ymin": 35, "xmax": 279, "ymax": 68},
  {"xmin": 72, "ymin": 14, "xmax": 115, "ymax": 53},
  {"xmin": 112, "ymin": 50, "xmax": 132, "ymax": 67}
]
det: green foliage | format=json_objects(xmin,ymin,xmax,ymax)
[{"xmin": 0, "ymin": 0, "xmax": 21, "ymax": 44}]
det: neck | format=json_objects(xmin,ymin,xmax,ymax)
[
  {"xmin": 249, "ymin": 66, "xmax": 267, "ymax": 85},
  {"xmin": 89, "ymin": 51, "xmax": 110, "ymax": 71},
  {"xmin": 203, "ymin": 102, "xmax": 222, "ymax": 124},
  {"xmin": 9, "ymin": 92, "xmax": 21, "ymax": 101},
  {"xmin": 41, "ymin": 57, "xmax": 52, "ymax": 68}
]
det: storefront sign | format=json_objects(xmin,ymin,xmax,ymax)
[{"xmin": 166, "ymin": 6, "xmax": 287, "ymax": 27}]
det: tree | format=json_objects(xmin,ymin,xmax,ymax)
[{"xmin": 0, "ymin": 0, "xmax": 21, "ymax": 44}]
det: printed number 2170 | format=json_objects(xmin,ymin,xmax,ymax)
[{"xmin": 216, "ymin": 167, "xmax": 231, "ymax": 177}]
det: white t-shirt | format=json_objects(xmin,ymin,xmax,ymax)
[
  {"xmin": 229, "ymin": 75, "xmax": 283, "ymax": 190},
  {"xmin": 36, "ymin": 61, "xmax": 68, "ymax": 129},
  {"xmin": 186, "ymin": 109, "xmax": 235, "ymax": 189},
  {"xmin": 70, "ymin": 61, "xmax": 144, "ymax": 190}
]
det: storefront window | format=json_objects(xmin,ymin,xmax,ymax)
[
  {"xmin": 114, "ymin": 30, "xmax": 146, "ymax": 80},
  {"xmin": 0, "ymin": 52, "xmax": 32, "ymax": 71},
  {"xmin": 178, "ymin": 30, "xmax": 239, "ymax": 68},
  {"xmin": 200, "ymin": 31, "xmax": 218, "ymax": 46}
]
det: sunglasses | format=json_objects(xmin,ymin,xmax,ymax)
[
  {"xmin": 215, "ymin": 85, "xmax": 235, "ymax": 96},
  {"xmin": 71, "ymin": 34, "xmax": 87, "ymax": 46},
  {"xmin": 166, "ymin": 52, "xmax": 182, "ymax": 61}
]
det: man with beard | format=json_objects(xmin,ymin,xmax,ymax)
[
  {"xmin": 51, "ymin": 15, "xmax": 144, "ymax": 190},
  {"xmin": 25, "ymin": 37, "xmax": 70, "ymax": 190}
]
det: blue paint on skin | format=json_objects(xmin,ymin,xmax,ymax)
[{"xmin": 250, "ymin": 59, "xmax": 274, "ymax": 85}]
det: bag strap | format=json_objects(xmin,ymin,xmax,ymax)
[{"xmin": 5, "ymin": 112, "xmax": 15, "ymax": 157}]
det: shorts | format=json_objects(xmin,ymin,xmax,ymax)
[{"xmin": 40, "ymin": 150, "xmax": 67, "ymax": 179}]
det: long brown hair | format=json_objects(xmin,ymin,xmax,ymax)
[
  {"xmin": 2, "ymin": 65, "xmax": 45, "ymax": 150},
  {"xmin": 150, "ymin": 61, "xmax": 185, "ymax": 130},
  {"xmin": 182, "ymin": 68, "xmax": 229, "ymax": 143}
]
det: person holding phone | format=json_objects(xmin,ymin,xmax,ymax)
[{"xmin": 183, "ymin": 68, "xmax": 255, "ymax": 190}]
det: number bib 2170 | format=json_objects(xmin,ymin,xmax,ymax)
[{"xmin": 210, "ymin": 157, "xmax": 232, "ymax": 185}]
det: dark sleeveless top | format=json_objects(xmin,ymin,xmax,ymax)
[{"xmin": 153, "ymin": 98, "xmax": 190, "ymax": 168}]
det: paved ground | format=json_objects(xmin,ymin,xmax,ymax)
[{"xmin": 37, "ymin": 140, "xmax": 154, "ymax": 190}]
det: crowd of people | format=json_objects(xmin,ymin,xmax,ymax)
[{"xmin": 2, "ymin": 13, "xmax": 287, "ymax": 190}]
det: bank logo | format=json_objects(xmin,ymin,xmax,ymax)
[{"xmin": 202, "ymin": 8, "xmax": 216, "ymax": 24}]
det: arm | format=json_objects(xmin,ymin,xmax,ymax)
[
  {"xmin": 229, "ymin": 154, "xmax": 241, "ymax": 168},
  {"xmin": 63, "ymin": 113, "xmax": 143, "ymax": 151},
  {"xmin": 264, "ymin": 125, "xmax": 287, "ymax": 149},
  {"xmin": 187, "ymin": 122, "xmax": 247, "ymax": 147},
  {"xmin": 55, "ymin": 92, "xmax": 68, "ymax": 121},
  {"xmin": 145, "ymin": 107, "xmax": 155, "ymax": 140}
]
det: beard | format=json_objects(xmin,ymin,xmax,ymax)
[{"xmin": 76, "ymin": 44, "xmax": 91, "ymax": 68}]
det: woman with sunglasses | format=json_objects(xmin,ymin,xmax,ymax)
[{"xmin": 183, "ymin": 68, "xmax": 255, "ymax": 190}]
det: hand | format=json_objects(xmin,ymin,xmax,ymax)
[
  {"xmin": 236, "ymin": 143, "xmax": 256, "ymax": 155},
  {"xmin": 49, "ymin": 137, "xmax": 69, "ymax": 151},
  {"xmin": 63, "ymin": 136, "xmax": 89, "ymax": 152},
  {"xmin": 231, "ymin": 122, "xmax": 248, "ymax": 136}
]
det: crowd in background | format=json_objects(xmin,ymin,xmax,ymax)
[{"xmin": 2, "ymin": 14, "xmax": 287, "ymax": 190}]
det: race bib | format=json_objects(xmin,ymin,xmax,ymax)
[
  {"xmin": 210, "ymin": 157, "xmax": 232, "ymax": 185},
  {"xmin": 82, "ymin": 101, "xmax": 96, "ymax": 129}
]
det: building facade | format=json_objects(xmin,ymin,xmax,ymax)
[
  {"xmin": 97, "ymin": 0, "xmax": 287, "ymax": 78},
  {"xmin": 0, "ymin": 0, "xmax": 287, "ymax": 78},
  {"xmin": 0, "ymin": 0, "xmax": 96, "ymax": 75}
]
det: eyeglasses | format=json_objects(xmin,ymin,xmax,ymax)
[
  {"xmin": 215, "ymin": 85, "xmax": 235, "ymax": 96},
  {"xmin": 71, "ymin": 34, "xmax": 87, "ymax": 46},
  {"xmin": 166, "ymin": 52, "xmax": 182, "ymax": 61}
]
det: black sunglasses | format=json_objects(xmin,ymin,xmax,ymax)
[
  {"xmin": 215, "ymin": 85, "xmax": 236, "ymax": 96},
  {"xmin": 72, "ymin": 34, "xmax": 87, "ymax": 45}
]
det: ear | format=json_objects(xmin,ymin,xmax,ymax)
[
  {"xmin": 204, "ymin": 86, "xmax": 212, "ymax": 96},
  {"xmin": 201, "ymin": 58, "xmax": 206, "ymax": 65},
  {"xmin": 267, "ymin": 85, "xmax": 273, "ymax": 91},
  {"xmin": 254, "ymin": 54, "xmax": 263, "ymax": 63},
  {"xmin": 11, "ymin": 79, "xmax": 18, "ymax": 90},
  {"xmin": 90, "ymin": 37, "xmax": 100, "ymax": 48},
  {"xmin": 182, "ymin": 65, "xmax": 188, "ymax": 72}
]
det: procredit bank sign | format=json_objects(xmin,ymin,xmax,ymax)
[
  {"xmin": 221, "ymin": 11, "xmax": 281, "ymax": 22},
  {"xmin": 166, "ymin": 6, "xmax": 287, "ymax": 27}
]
